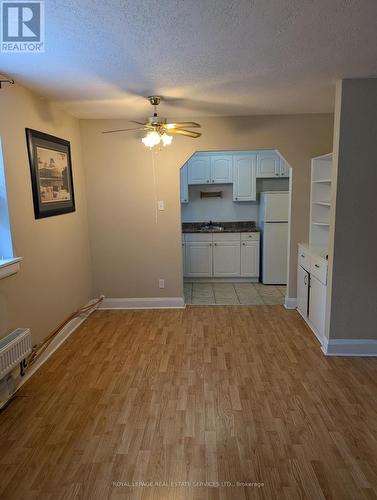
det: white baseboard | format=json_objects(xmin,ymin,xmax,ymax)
[
  {"xmin": 99, "ymin": 297, "xmax": 185, "ymax": 310},
  {"xmin": 322, "ymin": 338, "xmax": 377, "ymax": 356},
  {"xmin": 284, "ymin": 297, "xmax": 297, "ymax": 309}
]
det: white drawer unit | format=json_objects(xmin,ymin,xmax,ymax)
[
  {"xmin": 298, "ymin": 246, "xmax": 311, "ymax": 272},
  {"xmin": 241, "ymin": 232, "xmax": 260, "ymax": 241},
  {"xmin": 310, "ymin": 255, "xmax": 328, "ymax": 285},
  {"xmin": 213, "ymin": 232, "xmax": 240, "ymax": 241},
  {"xmin": 184, "ymin": 233, "xmax": 212, "ymax": 242}
]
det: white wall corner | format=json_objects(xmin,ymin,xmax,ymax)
[
  {"xmin": 284, "ymin": 297, "xmax": 297, "ymax": 309},
  {"xmin": 99, "ymin": 297, "xmax": 186, "ymax": 310},
  {"xmin": 322, "ymin": 338, "xmax": 377, "ymax": 357}
]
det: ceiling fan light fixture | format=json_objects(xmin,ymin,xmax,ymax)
[
  {"xmin": 161, "ymin": 133, "xmax": 173, "ymax": 146},
  {"xmin": 142, "ymin": 130, "xmax": 161, "ymax": 148}
]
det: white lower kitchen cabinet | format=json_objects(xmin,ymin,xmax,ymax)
[
  {"xmin": 213, "ymin": 241, "xmax": 241, "ymax": 277},
  {"xmin": 297, "ymin": 243, "xmax": 328, "ymax": 345},
  {"xmin": 309, "ymin": 275, "xmax": 326, "ymax": 341},
  {"xmin": 184, "ymin": 241, "xmax": 213, "ymax": 277},
  {"xmin": 297, "ymin": 264, "xmax": 309, "ymax": 317},
  {"xmin": 241, "ymin": 241, "xmax": 259, "ymax": 277}
]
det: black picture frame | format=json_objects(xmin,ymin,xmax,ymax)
[{"xmin": 25, "ymin": 128, "xmax": 75, "ymax": 219}]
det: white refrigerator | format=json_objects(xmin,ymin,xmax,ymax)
[{"xmin": 259, "ymin": 191, "xmax": 289, "ymax": 284}]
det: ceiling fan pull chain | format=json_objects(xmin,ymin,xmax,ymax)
[{"xmin": 151, "ymin": 150, "xmax": 158, "ymax": 225}]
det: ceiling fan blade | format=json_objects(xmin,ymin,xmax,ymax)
[
  {"xmin": 167, "ymin": 129, "xmax": 202, "ymax": 138},
  {"xmin": 129, "ymin": 120, "xmax": 147, "ymax": 125},
  {"xmin": 165, "ymin": 122, "xmax": 201, "ymax": 129},
  {"xmin": 102, "ymin": 127, "xmax": 146, "ymax": 134}
]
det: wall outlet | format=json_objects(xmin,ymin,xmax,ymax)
[
  {"xmin": 159, "ymin": 279, "xmax": 165, "ymax": 289},
  {"xmin": 158, "ymin": 200, "xmax": 165, "ymax": 211}
]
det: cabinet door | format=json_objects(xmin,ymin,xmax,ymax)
[
  {"xmin": 241, "ymin": 241, "xmax": 259, "ymax": 277},
  {"xmin": 279, "ymin": 158, "xmax": 290, "ymax": 177},
  {"xmin": 233, "ymin": 155, "xmax": 256, "ymax": 201},
  {"xmin": 210, "ymin": 155, "xmax": 233, "ymax": 184},
  {"xmin": 297, "ymin": 265, "xmax": 309, "ymax": 318},
  {"xmin": 256, "ymin": 152, "xmax": 280, "ymax": 178},
  {"xmin": 182, "ymin": 241, "xmax": 186, "ymax": 275},
  {"xmin": 185, "ymin": 242, "xmax": 213, "ymax": 277},
  {"xmin": 213, "ymin": 241, "xmax": 240, "ymax": 277},
  {"xmin": 188, "ymin": 156, "xmax": 211, "ymax": 184},
  {"xmin": 180, "ymin": 163, "xmax": 189, "ymax": 203},
  {"xmin": 309, "ymin": 275, "xmax": 326, "ymax": 341}
]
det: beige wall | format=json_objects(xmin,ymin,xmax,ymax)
[
  {"xmin": 328, "ymin": 79, "xmax": 377, "ymax": 340},
  {"xmin": 80, "ymin": 114, "xmax": 333, "ymax": 300},
  {"xmin": 0, "ymin": 84, "xmax": 92, "ymax": 344}
]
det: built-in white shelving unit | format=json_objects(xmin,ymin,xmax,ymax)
[{"xmin": 309, "ymin": 153, "xmax": 333, "ymax": 253}]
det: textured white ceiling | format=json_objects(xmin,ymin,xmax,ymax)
[{"xmin": 1, "ymin": 0, "xmax": 376, "ymax": 118}]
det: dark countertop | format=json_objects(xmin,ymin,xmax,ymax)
[{"xmin": 182, "ymin": 221, "xmax": 259, "ymax": 233}]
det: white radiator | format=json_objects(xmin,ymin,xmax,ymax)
[{"xmin": 0, "ymin": 328, "xmax": 32, "ymax": 379}]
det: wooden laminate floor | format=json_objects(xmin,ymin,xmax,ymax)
[{"xmin": 0, "ymin": 306, "xmax": 376, "ymax": 500}]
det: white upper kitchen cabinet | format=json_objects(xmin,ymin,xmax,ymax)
[
  {"xmin": 233, "ymin": 154, "xmax": 256, "ymax": 201},
  {"xmin": 241, "ymin": 241, "xmax": 259, "ymax": 277},
  {"xmin": 210, "ymin": 155, "xmax": 233, "ymax": 184},
  {"xmin": 188, "ymin": 155, "xmax": 211, "ymax": 184},
  {"xmin": 184, "ymin": 241, "xmax": 213, "ymax": 277},
  {"xmin": 279, "ymin": 157, "xmax": 290, "ymax": 177},
  {"xmin": 256, "ymin": 151, "xmax": 281, "ymax": 178},
  {"xmin": 180, "ymin": 163, "xmax": 189, "ymax": 203}
]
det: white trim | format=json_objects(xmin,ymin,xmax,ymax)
[
  {"xmin": 0, "ymin": 257, "xmax": 22, "ymax": 280},
  {"xmin": 16, "ymin": 299, "xmax": 100, "ymax": 389},
  {"xmin": 99, "ymin": 297, "xmax": 185, "ymax": 310},
  {"xmin": 322, "ymin": 338, "xmax": 377, "ymax": 357},
  {"xmin": 284, "ymin": 297, "xmax": 297, "ymax": 309}
]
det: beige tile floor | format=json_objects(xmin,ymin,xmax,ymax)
[{"xmin": 184, "ymin": 282, "xmax": 286, "ymax": 305}]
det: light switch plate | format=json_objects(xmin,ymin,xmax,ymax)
[{"xmin": 158, "ymin": 200, "xmax": 165, "ymax": 211}]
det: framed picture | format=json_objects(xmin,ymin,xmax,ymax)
[{"xmin": 25, "ymin": 129, "xmax": 75, "ymax": 219}]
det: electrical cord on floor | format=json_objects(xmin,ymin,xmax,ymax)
[
  {"xmin": 0, "ymin": 297, "xmax": 104, "ymax": 411},
  {"xmin": 26, "ymin": 296, "xmax": 104, "ymax": 369}
]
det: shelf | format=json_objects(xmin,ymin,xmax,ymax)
[
  {"xmin": 312, "ymin": 201, "xmax": 331, "ymax": 207},
  {"xmin": 313, "ymin": 179, "xmax": 331, "ymax": 184}
]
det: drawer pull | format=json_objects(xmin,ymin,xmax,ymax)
[
  {"xmin": 301, "ymin": 254, "xmax": 305, "ymax": 258},
  {"xmin": 314, "ymin": 264, "xmax": 320, "ymax": 268},
  {"xmin": 242, "ymin": 242, "xmax": 246, "ymax": 246}
]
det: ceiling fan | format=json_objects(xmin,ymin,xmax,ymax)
[{"xmin": 102, "ymin": 96, "xmax": 202, "ymax": 148}]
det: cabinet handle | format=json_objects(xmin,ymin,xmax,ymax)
[
  {"xmin": 301, "ymin": 254, "xmax": 305, "ymax": 258},
  {"xmin": 214, "ymin": 243, "xmax": 217, "ymax": 246},
  {"xmin": 235, "ymin": 197, "xmax": 238, "ymax": 200},
  {"xmin": 314, "ymin": 264, "xmax": 320, "ymax": 268},
  {"xmin": 206, "ymin": 180, "xmax": 209, "ymax": 183},
  {"xmin": 212, "ymin": 180, "xmax": 215, "ymax": 183},
  {"xmin": 209, "ymin": 243, "xmax": 212, "ymax": 246},
  {"xmin": 242, "ymin": 242, "xmax": 246, "ymax": 246},
  {"xmin": 275, "ymin": 173, "xmax": 279, "ymax": 176}
]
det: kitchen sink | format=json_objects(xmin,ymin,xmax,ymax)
[{"xmin": 200, "ymin": 225, "xmax": 224, "ymax": 231}]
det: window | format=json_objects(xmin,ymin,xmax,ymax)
[{"xmin": 0, "ymin": 138, "xmax": 21, "ymax": 278}]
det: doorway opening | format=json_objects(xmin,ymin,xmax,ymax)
[{"xmin": 179, "ymin": 149, "xmax": 292, "ymax": 305}]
